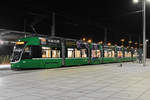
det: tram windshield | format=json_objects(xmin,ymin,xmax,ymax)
[{"xmin": 11, "ymin": 42, "xmax": 26, "ymax": 62}]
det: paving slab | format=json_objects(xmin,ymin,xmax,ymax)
[{"xmin": 1, "ymin": 60, "xmax": 150, "ymax": 100}]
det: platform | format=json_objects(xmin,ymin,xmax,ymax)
[{"xmin": 1, "ymin": 61, "xmax": 150, "ymax": 100}]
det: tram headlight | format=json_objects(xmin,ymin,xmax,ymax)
[{"xmin": 16, "ymin": 42, "xmax": 25, "ymax": 45}]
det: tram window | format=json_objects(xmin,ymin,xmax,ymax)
[
  {"xmin": 52, "ymin": 50, "xmax": 60, "ymax": 58},
  {"xmin": 104, "ymin": 50, "xmax": 107, "ymax": 57},
  {"xmin": 125, "ymin": 51, "xmax": 131, "ymax": 57},
  {"xmin": 92, "ymin": 50, "xmax": 97, "ymax": 58},
  {"xmin": 68, "ymin": 48, "xmax": 74, "ymax": 58},
  {"xmin": 22, "ymin": 46, "xmax": 32, "ymax": 59},
  {"xmin": 133, "ymin": 50, "xmax": 138, "ymax": 57},
  {"xmin": 108, "ymin": 51, "xmax": 112, "ymax": 57},
  {"xmin": 24, "ymin": 46, "xmax": 30, "ymax": 53},
  {"xmin": 75, "ymin": 48, "xmax": 81, "ymax": 58},
  {"xmin": 104, "ymin": 50, "xmax": 114, "ymax": 58},
  {"xmin": 112, "ymin": 51, "xmax": 115, "ymax": 57},
  {"xmin": 97, "ymin": 50, "xmax": 101, "ymax": 57},
  {"xmin": 125, "ymin": 51, "xmax": 128, "ymax": 57},
  {"xmin": 81, "ymin": 49, "xmax": 87, "ymax": 58},
  {"xmin": 42, "ymin": 47, "xmax": 51, "ymax": 58},
  {"xmin": 31, "ymin": 46, "xmax": 42, "ymax": 58},
  {"xmin": 128, "ymin": 52, "xmax": 131, "ymax": 57},
  {"xmin": 118, "ymin": 51, "xmax": 123, "ymax": 58}
]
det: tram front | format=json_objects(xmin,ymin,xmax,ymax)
[
  {"xmin": 10, "ymin": 41, "xmax": 26, "ymax": 68},
  {"xmin": 11, "ymin": 41, "xmax": 26, "ymax": 62},
  {"xmin": 11, "ymin": 36, "xmax": 62, "ymax": 69}
]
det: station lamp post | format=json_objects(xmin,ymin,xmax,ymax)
[{"xmin": 133, "ymin": 0, "xmax": 150, "ymax": 66}]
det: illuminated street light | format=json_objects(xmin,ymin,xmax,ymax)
[
  {"xmin": 87, "ymin": 39, "xmax": 92, "ymax": 43},
  {"xmin": 133, "ymin": 0, "xmax": 148, "ymax": 66},
  {"xmin": 99, "ymin": 41, "xmax": 103, "ymax": 44},
  {"xmin": 133, "ymin": 0, "xmax": 139, "ymax": 3},
  {"xmin": 128, "ymin": 40, "xmax": 132, "ymax": 44},
  {"xmin": 121, "ymin": 39, "xmax": 125, "ymax": 42},
  {"xmin": 133, "ymin": 0, "xmax": 150, "ymax": 66},
  {"xmin": 82, "ymin": 38, "xmax": 86, "ymax": 41},
  {"xmin": 135, "ymin": 42, "xmax": 138, "ymax": 48},
  {"xmin": 135, "ymin": 42, "xmax": 138, "ymax": 45},
  {"xmin": 107, "ymin": 42, "xmax": 111, "ymax": 46},
  {"xmin": 121, "ymin": 39, "xmax": 125, "ymax": 47}
]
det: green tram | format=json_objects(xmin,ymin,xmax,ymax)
[{"xmin": 11, "ymin": 36, "xmax": 137, "ymax": 69}]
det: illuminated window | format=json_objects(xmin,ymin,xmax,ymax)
[
  {"xmin": 112, "ymin": 51, "xmax": 115, "ymax": 57},
  {"xmin": 92, "ymin": 50, "xmax": 97, "ymax": 58},
  {"xmin": 42, "ymin": 47, "xmax": 51, "ymax": 58},
  {"xmin": 108, "ymin": 51, "xmax": 112, "ymax": 57},
  {"xmin": 97, "ymin": 50, "xmax": 101, "ymax": 57},
  {"xmin": 104, "ymin": 50, "xmax": 114, "ymax": 58},
  {"xmin": 75, "ymin": 48, "xmax": 81, "ymax": 58},
  {"xmin": 81, "ymin": 49, "xmax": 87, "ymax": 58},
  {"xmin": 68, "ymin": 48, "xmax": 74, "ymax": 58},
  {"xmin": 104, "ymin": 50, "xmax": 107, "ymax": 57},
  {"xmin": 128, "ymin": 52, "xmax": 131, "ymax": 57},
  {"xmin": 42, "ymin": 47, "xmax": 60, "ymax": 58},
  {"xmin": 125, "ymin": 51, "xmax": 132, "ymax": 57},
  {"xmin": 133, "ymin": 51, "xmax": 138, "ymax": 57},
  {"xmin": 52, "ymin": 50, "xmax": 60, "ymax": 58},
  {"xmin": 125, "ymin": 51, "xmax": 128, "ymax": 57},
  {"xmin": 24, "ymin": 46, "xmax": 30, "ymax": 53},
  {"xmin": 118, "ymin": 51, "xmax": 123, "ymax": 58}
]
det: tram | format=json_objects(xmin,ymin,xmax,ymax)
[{"xmin": 10, "ymin": 36, "xmax": 137, "ymax": 69}]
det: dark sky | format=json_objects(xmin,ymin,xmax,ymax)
[{"xmin": 0, "ymin": 0, "xmax": 150, "ymax": 45}]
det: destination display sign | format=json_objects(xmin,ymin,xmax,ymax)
[{"xmin": 40, "ymin": 38, "xmax": 61, "ymax": 47}]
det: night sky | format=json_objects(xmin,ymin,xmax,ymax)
[{"xmin": 0, "ymin": 0, "xmax": 150, "ymax": 46}]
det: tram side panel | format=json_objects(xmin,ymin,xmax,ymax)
[
  {"xmin": 102, "ymin": 46, "xmax": 117, "ymax": 63},
  {"xmin": 89, "ymin": 43, "xmax": 103, "ymax": 65},
  {"xmin": 11, "ymin": 36, "xmax": 137, "ymax": 69},
  {"xmin": 64, "ymin": 40, "xmax": 89, "ymax": 66},
  {"xmin": 40, "ymin": 38, "xmax": 62, "ymax": 68}
]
